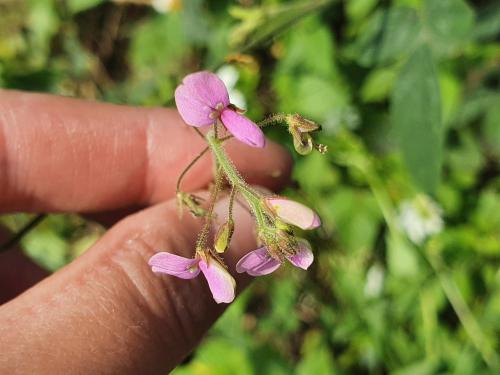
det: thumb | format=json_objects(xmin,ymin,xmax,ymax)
[{"xmin": 0, "ymin": 194, "xmax": 256, "ymax": 374}]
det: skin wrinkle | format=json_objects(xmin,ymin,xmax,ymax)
[
  {"xmin": 0, "ymin": 90, "xmax": 291, "ymax": 213},
  {"xmin": 102, "ymin": 206, "xmax": 210, "ymax": 366},
  {"xmin": 110, "ymin": 212, "xmax": 211, "ymax": 349},
  {"xmin": 61, "ymin": 113, "xmax": 81, "ymax": 206}
]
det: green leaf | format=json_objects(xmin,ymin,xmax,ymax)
[
  {"xmin": 391, "ymin": 45, "xmax": 442, "ymax": 193},
  {"xmin": 325, "ymin": 188, "xmax": 382, "ymax": 254},
  {"xmin": 474, "ymin": 3, "xmax": 500, "ymax": 41},
  {"xmin": 387, "ymin": 234, "xmax": 420, "ymax": 278},
  {"xmin": 345, "ymin": 0, "xmax": 378, "ymax": 22},
  {"xmin": 129, "ymin": 13, "xmax": 189, "ymax": 75},
  {"xmin": 423, "ymin": 0, "xmax": 475, "ymax": 54},
  {"xmin": 347, "ymin": 7, "xmax": 420, "ymax": 66},
  {"xmin": 361, "ymin": 67, "xmax": 397, "ymax": 102},
  {"xmin": 229, "ymin": 0, "xmax": 334, "ymax": 52},
  {"xmin": 171, "ymin": 337, "xmax": 253, "ymax": 375},
  {"xmin": 296, "ymin": 331, "xmax": 338, "ymax": 375},
  {"xmin": 66, "ymin": 0, "xmax": 103, "ymax": 14},
  {"xmin": 482, "ymin": 98, "xmax": 500, "ymax": 157}
]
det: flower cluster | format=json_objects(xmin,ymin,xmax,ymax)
[{"xmin": 149, "ymin": 71, "xmax": 324, "ymax": 304}]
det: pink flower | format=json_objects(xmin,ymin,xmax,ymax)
[
  {"xmin": 236, "ymin": 241, "xmax": 314, "ymax": 276},
  {"xmin": 149, "ymin": 252, "xmax": 236, "ymax": 304},
  {"xmin": 265, "ymin": 197, "xmax": 321, "ymax": 230},
  {"xmin": 175, "ymin": 71, "xmax": 265, "ymax": 148}
]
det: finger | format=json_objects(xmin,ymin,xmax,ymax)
[
  {"xmin": 0, "ymin": 90, "xmax": 292, "ymax": 213},
  {"xmin": 0, "ymin": 193, "xmax": 258, "ymax": 374},
  {"xmin": 0, "ymin": 227, "xmax": 49, "ymax": 304}
]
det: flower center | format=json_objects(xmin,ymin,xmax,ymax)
[{"xmin": 209, "ymin": 102, "xmax": 226, "ymax": 120}]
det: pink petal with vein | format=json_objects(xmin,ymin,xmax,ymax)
[
  {"xmin": 266, "ymin": 198, "xmax": 321, "ymax": 230},
  {"xmin": 174, "ymin": 71, "xmax": 230, "ymax": 127},
  {"xmin": 220, "ymin": 109, "xmax": 266, "ymax": 148},
  {"xmin": 287, "ymin": 241, "xmax": 314, "ymax": 270},
  {"xmin": 199, "ymin": 258, "xmax": 236, "ymax": 304},
  {"xmin": 236, "ymin": 247, "xmax": 281, "ymax": 276},
  {"xmin": 148, "ymin": 252, "xmax": 200, "ymax": 279}
]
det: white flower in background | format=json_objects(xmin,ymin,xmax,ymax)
[
  {"xmin": 216, "ymin": 65, "xmax": 247, "ymax": 110},
  {"xmin": 364, "ymin": 263, "xmax": 385, "ymax": 298},
  {"xmin": 113, "ymin": 0, "xmax": 181, "ymax": 12},
  {"xmin": 152, "ymin": 0, "xmax": 181, "ymax": 13},
  {"xmin": 398, "ymin": 194, "xmax": 444, "ymax": 245}
]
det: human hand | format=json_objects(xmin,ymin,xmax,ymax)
[{"xmin": 0, "ymin": 90, "xmax": 292, "ymax": 374}]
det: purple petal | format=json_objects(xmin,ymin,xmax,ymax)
[
  {"xmin": 199, "ymin": 258, "xmax": 236, "ymax": 304},
  {"xmin": 266, "ymin": 198, "xmax": 321, "ymax": 230},
  {"xmin": 287, "ymin": 241, "xmax": 314, "ymax": 270},
  {"xmin": 236, "ymin": 247, "xmax": 281, "ymax": 276},
  {"xmin": 220, "ymin": 109, "xmax": 266, "ymax": 148},
  {"xmin": 148, "ymin": 252, "xmax": 200, "ymax": 279},
  {"xmin": 174, "ymin": 71, "xmax": 230, "ymax": 127}
]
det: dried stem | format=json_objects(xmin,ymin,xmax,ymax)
[{"xmin": 176, "ymin": 146, "xmax": 210, "ymax": 194}]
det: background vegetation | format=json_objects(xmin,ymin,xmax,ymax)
[{"xmin": 1, "ymin": 0, "xmax": 500, "ymax": 373}]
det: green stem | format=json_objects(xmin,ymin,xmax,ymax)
[
  {"xmin": 357, "ymin": 159, "xmax": 400, "ymax": 236},
  {"xmin": 425, "ymin": 244, "xmax": 499, "ymax": 370},
  {"xmin": 228, "ymin": 186, "xmax": 236, "ymax": 223}
]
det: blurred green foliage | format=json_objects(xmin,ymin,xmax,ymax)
[{"xmin": 1, "ymin": 0, "xmax": 500, "ymax": 373}]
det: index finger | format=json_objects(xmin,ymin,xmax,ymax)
[{"xmin": 0, "ymin": 90, "xmax": 292, "ymax": 213}]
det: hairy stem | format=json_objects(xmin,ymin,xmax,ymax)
[
  {"xmin": 228, "ymin": 186, "xmax": 236, "ymax": 223},
  {"xmin": 206, "ymin": 131, "xmax": 266, "ymax": 229},
  {"xmin": 195, "ymin": 164, "xmax": 223, "ymax": 252},
  {"xmin": 257, "ymin": 113, "xmax": 287, "ymax": 128}
]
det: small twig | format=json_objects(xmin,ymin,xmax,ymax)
[
  {"xmin": 193, "ymin": 127, "xmax": 205, "ymax": 140},
  {"xmin": 176, "ymin": 146, "xmax": 210, "ymax": 194},
  {"xmin": 0, "ymin": 214, "xmax": 46, "ymax": 253}
]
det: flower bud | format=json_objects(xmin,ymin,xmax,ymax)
[
  {"xmin": 264, "ymin": 197, "xmax": 321, "ymax": 230},
  {"xmin": 214, "ymin": 219, "xmax": 234, "ymax": 253}
]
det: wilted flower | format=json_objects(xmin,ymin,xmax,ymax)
[
  {"xmin": 285, "ymin": 114, "xmax": 327, "ymax": 155},
  {"xmin": 286, "ymin": 114, "xmax": 321, "ymax": 133},
  {"xmin": 149, "ymin": 251, "xmax": 235, "ymax": 304},
  {"xmin": 398, "ymin": 194, "xmax": 444, "ymax": 245},
  {"xmin": 175, "ymin": 71, "xmax": 265, "ymax": 148},
  {"xmin": 264, "ymin": 197, "xmax": 321, "ymax": 230},
  {"xmin": 236, "ymin": 240, "xmax": 314, "ymax": 276}
]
